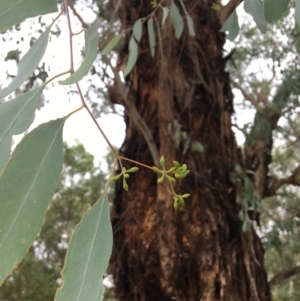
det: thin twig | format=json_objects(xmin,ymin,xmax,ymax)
[
  {"xmin": 64, "ymin": 0, "xmax": 74, "ymax": 72},
  {"xmin": 69, "ymin": 4, "xmax": 89, "ymax": 28},
  {"xmin": 231, "ymin": 78, "xmax": 259, "ymax": 109}
]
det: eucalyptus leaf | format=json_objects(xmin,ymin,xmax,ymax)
[
  {"xmin": 186, "ymin": 15, "xmax": 196, "ymax": 37},
  {"xmin": 55, "ymin": 193, "xmax": 112, "ymax": 301},
  {"xmin": 123, "ymin": 37, "xmax": 138, "ymax": 77},
  {"xmin": 101, "ymin": 34, "xmax": 122, "ymax": 55},
  {"xmin": 0, "ymin": 87, "xmax": 43, "ymax": 175},
  {"xmin": 60, "ymin": 19, "xmax": 99, "ymax": 85},
  {"xmin": 263, "ymin": 0, "xmax": 290, "ymax": 23},
  {"xmin": 220, "ymin": 9, "xmax": 239, "ymax": 41},
  {"xmin": 0, "ymin": 118, "xmax": 65, "ymax": 284},
  {"xmin": 0, "ymin": 27, "xmax": 51, "ymax": 99},
  {"xmin": 147, "ymin": 17, "xmax": 156, "ymax": 57},
  {"xmin": 244, "ymin": 0, "xmax": 267, "ymax": 33},
  {"xmin": 170, "ymin": 2, "xmax": 184, "ymax": 39},
  {"xmin": 133, "ymin": 19, "xmax": 143, "ymax": 42},
  {"xmin": 0, "ymin": 0, "xmax": 57, "ymax": 33},
  {"xmin": 296, "ymin": 0, "xmax": 300, "ymax": 26},
  {"xmin": 161, "ymin": 7, "xmax": 169, "ymax": 27}
]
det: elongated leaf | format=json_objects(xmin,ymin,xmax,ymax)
[
  {"xmin": 186, "ymin": 15, "xmax": 196, "ymax": 37},
  {"xmin": 221, "ymin": 9, "xmax": 239, "ymax": 41},
  {"xmin": 244, "ymin": 0, "xmax": 267, "ymax": 33},
  {"xmin": 0, "ymin": 118, "xmax": 65, "ymax": 284},
  {"xmin": 161, "ymin": 7, "xmax": 169, "ymax": 27},
  {"xmin": 101, "ymin": 34, "xmax": 122, "ymax": 55},
  {"xmin": 133, "ymin": 19, "xmax": 143, "ymax": 42},
  {"xmin": 55, "ymin": 193, "xmax": 112, "ymax": 301},
  {"xmin": 0, "ymin": 87, "xmax": 43, "ymax": 174},
  {"xmin": 123, "ymin": 37, "xmax": 138, "ymax": 77},
  {"xmin": 0, "ymin": 0, "xmax": 57, "ymax": 33},
  {"xmin": 264, "ymin": 0, "xmax": 290, "ymax": 23},
  {"xmin": 296, "ymin": 0, "xmax": 300, "ymax": 26},
  {"xmin": 0, "ymin": 27, "xmax": 51, "ymax": 99},
  {"xmin": 147, "ymin": 17, "xmax": 156, "ymax": 57},
  {"xmin": 170, "ymin": 2, "xmax": 184, "ymax": 39},
  {"xmin": 60, "ymin": 19, "xmax": 99, "ymax": 85}
]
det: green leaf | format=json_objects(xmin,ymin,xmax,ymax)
[
  {"xmin": 133, "ymin": 19, "xmax": 143, "ymax": 42},
  {"xmin": 0, "ymin": 0, "xmax": 57, "ymax": 33},
  {"xmin": 147, "ymin": 17, "xmax": 156, "ymax": 57},
  {"xmin": 244, "ymin": 0, "xmax": 267, "ymax": 33},
  {"xmin": 0, "ymin": 118, "xmax": 65, "ymax": 284},
  {"xmin": 0, "ymin": 87, "xmax": 43, "ymax": 175},
  {"xmin": 170, "ymin": 2, "xmax": 184, "ymax": 39},
  {"xmin": 161, "ymin": 7, "xmax": 169, "ymax": 27},
  {"xmin": 101, "ymin": 34, "xmax": 122, "ymax": 55},
  {"xmin": 191, "ymin": 141, "xmax": 204, "ymax": 153},
  {"xmin": 123, "ymin": 37, "xmax": 138, "ymax": 77},
  {"xmin": 186, "ymin": 15, "xmax": 196, "ymax": 37},
  {"xmin": 296, "ymin": 0, "xmax": 300, "ymax": 26},
  {"xmin": 0, "ymin": 27, "xmax": 51, "ymax": 99},
  {"xmin": 220, "ymin": 9, "xmax": 239, "ymax": 41},
  {"xmin": 60, "ymin": 19, "xmax": 99, "ymax": 85},
  {"xmin": 263, "ymin": 0, "xmax": 290, "ymax": 23},
  {"xmin": 54, "ymin": 193, "xmax": 112, "ymax": 301}
]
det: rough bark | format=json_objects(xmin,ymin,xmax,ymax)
[{"xmin": 110, "ymin": 1, "xmax": 271, "ymax": 300}]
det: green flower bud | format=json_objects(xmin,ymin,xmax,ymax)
[
  {"xmin": 124, "ymin": 173, "xmax": 130, "ymax": 179},
  {"xmin": 123, "ymin": 178, "xmax": 129, "ymax": 191},
  {"xmin": 126, "ymin": 167, "xmax": 139, "ymax": 173},
  {"xmin": 152, "ymin": 166, "xmax": 162, "ymax": 173},
  {"xmin": 167, "ymin": 167, "xmax": 176, "ymax": 173},
  {"xmin": 157, "ymin": 175, "xmax": 164, "ymax": 184},
  {"xmin": 160, "ymin": 155, "xmax": 165, "ymax": 168},
  {"xmin": 179, "ymin": 164, "xmax": 187, "ymax": 172},
  {"xmin": 181, "ymin": 193, "xmax": 190, "ymax": 199},
  {"xmin": 166, "ymin": 174, "xmax": 176, "ymax": 183},
  {"xmin": 111, "ymin": 173, "xmax": 122, "ymax": 181},
  {"xmin": 178, "ymin": 197, "xmax": 184, "ymax": 205},
  {"xmin": 173, "ymin": 161, "xmax": 180, "ymax": 168},
  {"xmin": 174, "ymin": 200, "xmax": 179, "ymax": 210}
]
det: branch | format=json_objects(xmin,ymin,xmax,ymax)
[
  {"xmin": 231, "ymin": 78, "xmax": 259, "ymax": 109},
  {"xmin": 104, "ymin": 58, "xmax": 160, "ymax": 166},
  {"xmin": 269, "ymin": 265, "xmax": 300, "ymax": 288},
  {"xmin": 266, "ymin": 166, "xmax": 300, "ymax": 197},
  {"xmin": 69, "ymin": 3, "xmax": 88, "ymax": 28},
  {"xmin": 218, "ymin": 0, "xmax": 243, "ymax": 25}
]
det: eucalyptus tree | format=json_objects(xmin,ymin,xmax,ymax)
[{"xmin": 1, "ymin": 1, "xmax": 300, "ymax": 301}]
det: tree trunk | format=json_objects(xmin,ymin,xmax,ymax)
[{"xmin": 110, "ymin": 1, "xmax": 271, "ymax": 300}]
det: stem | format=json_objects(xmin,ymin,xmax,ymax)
[
  {"xmin": 75, "ymin": 82, "xmax": 119, "ymax": 158},
  {"xmin": 44, "ymin": 70, "xmax": 71, "ymax": 86},
  {"xmin": 104, "ymin": 158, "xmax": 118, "ymax": 193},
  {"xmin": 64, "ymin": 0, "xmax": 74, "ymax": 72},
  {"xmin": 118, "ymin": 155, "xmax": 154, "ymax": 170}
]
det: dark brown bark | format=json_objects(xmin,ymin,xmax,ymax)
[{"xmin": 109, "ymin": 1, "xmax": 271, "ymax": 300}]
